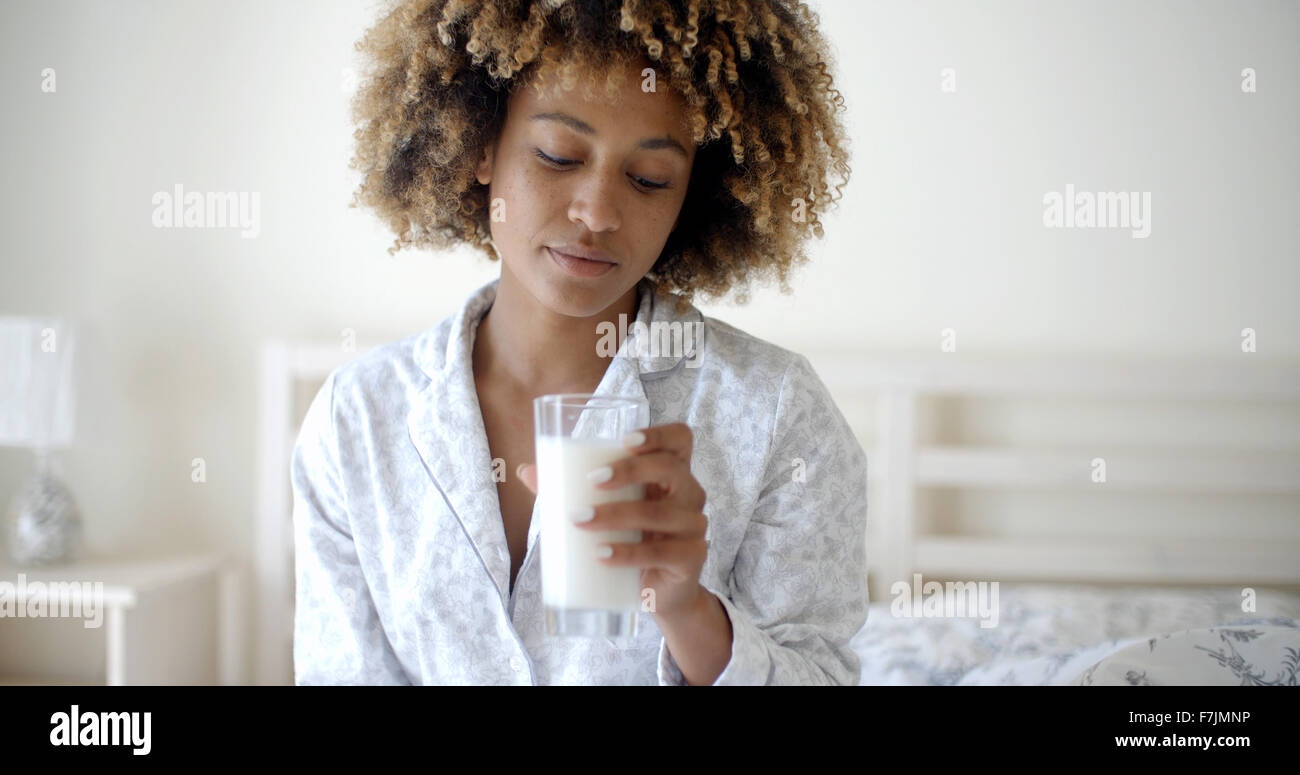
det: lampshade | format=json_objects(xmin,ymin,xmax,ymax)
[{"xmin": 0, "ymin": 317, "xmax": 77, "ymax": 449}]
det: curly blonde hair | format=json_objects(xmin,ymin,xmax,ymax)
[{"xmin": 349, "ymin": 0, "xmax": 851, "ymax": 306}]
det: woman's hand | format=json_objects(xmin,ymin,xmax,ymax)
[{"xmin": 516, "ymin": 422, "xmax": 709, "ymax": 620}]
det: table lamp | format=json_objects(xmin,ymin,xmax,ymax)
[{"xmin": 0, "ymin": 316, "xmax": 81, "ymax": 565}]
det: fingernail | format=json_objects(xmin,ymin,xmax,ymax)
[
  {"xmin": 570, "ymin": 506, "xmax": 594, "ymax": 523},
  {"xmin": 621, "ymin": 431, "xmax": 646, "ymax": 448},
  {"xmin": 586, "ymin": 465, "xmax": 613, "ymax": 484},
  {"xmin": 594, "ymin": 545, "xmax": 613, "ymax": 559},
  {"xmin": 515, "ymin": 463, "xmax": 526, "ymax": 479}
]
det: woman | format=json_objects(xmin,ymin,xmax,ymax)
[{"xmin": 292, "ymin": 0, "xmax": 866, "ymax": 685}]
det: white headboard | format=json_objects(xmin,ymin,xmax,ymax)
[
  {"xmin": 255, "ymin": 340, "xmax": 382, "ymax": 686},
  {"xmin": 803, "ymin": 352, "xmax": 1300, "ymax": 599},
  {"xmin": 256, "ymin": 342, "xmax": 1300, "ymax": 684}
]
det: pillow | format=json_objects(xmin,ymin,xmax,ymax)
[{"xmin": 1068, "ymin": 620, "xmax": 1300, "ymax": 686}]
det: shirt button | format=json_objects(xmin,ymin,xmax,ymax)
[{"xmin": 509, "ymin": 656, "xmax": 522, "ymax": 672}]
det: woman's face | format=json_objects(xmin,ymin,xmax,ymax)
[{"xmin": 475, "ymin": 59, "xmax": 696, "ymax": 318}]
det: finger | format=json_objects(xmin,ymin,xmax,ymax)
[
  {"xmin": 619, "ymin": 422, "xmax": 693, "ymax": 463},
  {"xmin": 515, "ymin": 462, "xmax": 537, "ymax": 494},
  {"xmin": 595, "ymin": 536, "xmax": 709, "ymax": 573},
  {"xmin": 574, "ymin": 500, "xmax": 707, "ymax": 537},
  {"xmin": 588, "ymin": 451, "xmax": 706, "ymax": 508}
]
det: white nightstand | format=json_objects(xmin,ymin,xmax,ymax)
[{"xmin": 0, "ymin": 553, "xmax": 243, "ymax": 685}]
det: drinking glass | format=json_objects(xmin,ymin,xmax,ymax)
[{"xmin": 534, "ymin": 393, "xmax": 649, "ymax": 638}]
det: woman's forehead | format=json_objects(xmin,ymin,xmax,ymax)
[
  {"xmin": 511, "ymin": 61, "xmax": 692, "ymax": 133},
  {"xmin": 512, "ymin": 95, "xmax": 694, "ymax": 161},
  {"xmin": 521, "ymin": 49, "xmax": 678, "ymax": 97}
]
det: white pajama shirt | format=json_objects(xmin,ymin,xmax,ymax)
[{"xmin": 291, "ymin": 277, "xmax": 868, "ymax": 685}]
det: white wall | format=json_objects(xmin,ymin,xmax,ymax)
[
  {"xmin": 716, "ymin": 0, "xmax": 1300, "ymax": 356},
  {"xmin": 1, "ymin": 0, "xmax": 1296, "ymax": 682}
]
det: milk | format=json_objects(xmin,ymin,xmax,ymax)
[{"xmin": 535, "ymin": 435, "xmax": 644, "ymax": 610}]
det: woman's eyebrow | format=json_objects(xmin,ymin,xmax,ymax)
[{"xmin": 529, "ymin": 111, "xmax": 689, "ymax": 158}]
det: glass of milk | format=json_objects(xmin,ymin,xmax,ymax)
[{"xmin": 534, "ymin": 393, "xmax": 649, "ymax": 638}]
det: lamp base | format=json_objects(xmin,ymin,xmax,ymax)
[{"xmin": 5, "ymin": 452, "xmax": 82, "ymax": 566}]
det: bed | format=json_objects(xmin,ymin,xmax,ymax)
[
  {"xmin": 257, "ymin": 341, "xmax": 1300, "ymax": 686},
  {"xmin": 809, "ymin": 352, "xmax": 1300, "ymax": 685},
  {"xmin": 851, "ymin": 582, "xmax": 1300, "ymax": 685}
]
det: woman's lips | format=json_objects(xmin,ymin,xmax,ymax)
[{"xmin": 547, "ymin": 246, "xmax": 616, "ymax": 278}]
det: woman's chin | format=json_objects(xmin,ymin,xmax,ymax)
[{"xmin": 525, "ymin": 259, "xmax": 620, "ymax": 317}]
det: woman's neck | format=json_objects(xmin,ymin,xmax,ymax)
[{"xmin": 472, "ymin": 263, "xmax": 639, "ymax": 397}]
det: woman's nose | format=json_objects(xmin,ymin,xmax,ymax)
[{"xmin": 566, "ymin": 171, "xmax": 623, "ymax": 233}]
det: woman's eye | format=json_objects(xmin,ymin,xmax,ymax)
[
  {"xmin": 631, "ymin": 175, "xmax": 669, "ymax": 190},
  {"xmin": 534, "ymin": 148, "xmax": 576, "ymax": 167},
  {"xmin": 534, "ymin": 148, "xmax": 668, "ymax": 191}
]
